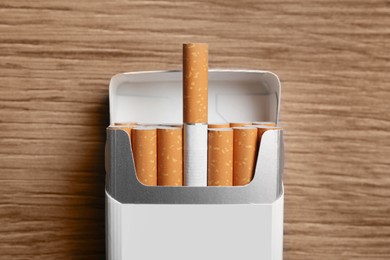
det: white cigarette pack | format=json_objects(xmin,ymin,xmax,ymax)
[{"xmin": 106, "ymin": 70, "xmax": 284, "ymax": 260}]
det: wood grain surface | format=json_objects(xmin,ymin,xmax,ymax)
[{"xmin": 1, "ymin": 0, "xmax": 389, "ymax": 259}]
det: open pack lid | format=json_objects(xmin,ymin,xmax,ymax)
[{"xmin": 109, "ymin": 69, "xmax": 281, "ymax": 125}]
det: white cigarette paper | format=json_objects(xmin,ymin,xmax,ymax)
[{"xmin": 184, "ymin": 124, "xmax": 208, "ymax": 186}]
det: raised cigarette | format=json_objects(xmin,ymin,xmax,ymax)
[
  {"xmin": 183, "ymin": 43, "xmax": 208, "ymax": 186},
  {"xmin": 208, "ymin": 128, "xmax": 233, "ymax": 186},
  {"xmin": 131, "ymin": 127, "xmax": 157, "ymax": 186},
  {"xmin": 183, "ymin": 43, "xmax": 208, "ymax": 124},
  {"xmin": 230, "ymin": 122, "xmax": 252, "ymax": 127},
  {"xmin": 208, "ymin": 123, "xmax": 230, "ymax": 128},
  {"xmin": 252, "ymin": 121, "xmax": 277, "ymax": 127},
  {"xmin": 233, "ymin": 127, "xmax": 258, "ymax": 186},
  {"xmin": 157, "ymin": 127, "xmax": 183, "ymax": 186}
]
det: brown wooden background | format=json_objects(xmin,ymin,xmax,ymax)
[{"xmin": 1, "ymin": 0, "xmax": 389, "ymax": 259}]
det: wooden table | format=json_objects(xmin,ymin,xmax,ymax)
[{"xmin": 1, "ymin": 0, "xmax": 389, "ymax": 259}]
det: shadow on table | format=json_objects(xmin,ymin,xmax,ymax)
[{"xmin": 64, "ymin": 96, "xmax": 109, "ymax": 260}]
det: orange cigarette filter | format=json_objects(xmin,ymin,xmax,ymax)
[
  {"xmin": 183, "ymin": 43, "xmax": 208, "ymax": 123},
  {"xmin": 233, "ymin": 127, "xmax": 258, "ymax": 186},
  {"xmin": 157, "ymin": 127, "xmax": 183, "ymax": 186},
  {"xmin": 131, "ymin": 127, "xmax": 157, "ymax": 186},
  {"xmin": 208, "ymin": 123, "xmax": 230, "ymax": 128},
  {"xmin": 230, "ymin": 122, "xmax": 252, "ymax": 127},
  {"xmin": 208, "ymin": 129, "xmax": 233, "ymax": 186}
]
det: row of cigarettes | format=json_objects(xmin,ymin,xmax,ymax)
[
  {"xmin": 112, "ymin": 42, "xmax": 280, "ymax": 187},
  {"xmin": 111, "ymin": 121, "xmax": 280, "ymax": 186}
]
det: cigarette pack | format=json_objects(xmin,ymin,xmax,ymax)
[{"xmin": 106, "ymin": 70, "xmax": 284, "ymax": 260}]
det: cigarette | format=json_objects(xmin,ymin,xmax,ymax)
[
  {"xmin": 252, "ymin": 121, "xmax": 277, "ymax": 127},
  {"xmin": 230, "ymin": 122, "xmax": 252, "ymax": 127},
  {"xmin": 208, "ymin": 128, "xmax": 233, "ymax": 186},
  {"xmin": 131, "ymin": 127, "xmax": 157, "ymax": 186},
  {"xmin": 233, "ymin": 127, "xmax": 258, "ymax": 186},
  {"xmin": 208, "ymin": 123, "xmax": 230, "ymax": 128},
  {"xmin": 183, "ymin": 43, "xmax": 208, "ymax": 186},
  {"xmin": 157, "ymin": 127, "xmax": 183, "ymax": 186}
]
